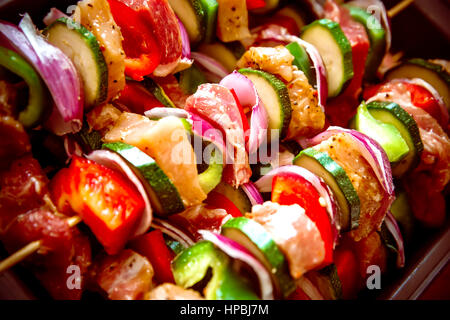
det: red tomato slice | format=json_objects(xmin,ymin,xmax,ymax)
[{"xmin": 271, "ymin": 172, "xmax": 334, "ymax": 268}]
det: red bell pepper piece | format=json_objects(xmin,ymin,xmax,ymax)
[
  {"xmin": 116, "ymin": 81, "xmax": 165, "ymax": 114},
  {"xmin": 107, "ymin": 0, "xmax": 161, "ymax": 80},
  {"xmin": 229, "ymin": 88, "xmax": 250, "ymax": 143},
  {"xmin": 271, "ymin": 172, "xmax": 334, "ymax": 268},
  {"xmin": 205, "ymin": 191, "xmax": 243, "ymax": 217},
  {"xmin": 334, "ymin": 246, "xmax": 361, "ymax": 299},
  {"xmin": 246, "ymin": 0, "xmax": 266, "ymax": 10},
  {"xmin": 50, "ymin": 156, "xmax": 145, "ymax": 255},
  {"xmin": 404, "ymin": 83, "xmax": 446, "ymax": 128},
  {"xmin": 129, "ymin": 229, "xmax": 175, "ymax": 284},
  {"xmin": 364, "ymin": 81, "xmax": 447, "ymax": 128}
]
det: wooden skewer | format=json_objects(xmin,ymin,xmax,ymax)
[
  {"xmin": 0, "ymin": 215, "xmax": 82, "ymax": 274},
  {"xmin": 388, "ymin": 0, "xmax": 414, "ymax": 18}
]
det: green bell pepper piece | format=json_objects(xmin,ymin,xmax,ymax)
[
  {"xmin": 0, "ymin": 46, "xmax": 47, "ymax": 128},
  {"xmin": 172, "ymin": 241, "xmax": 259, "ymax": 300}
]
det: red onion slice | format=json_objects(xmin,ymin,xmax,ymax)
[
  {"xmin": 43, "ymin": 8, "xmax": 68, "ymax": 26},
  {"xmin": 385, "ymin": 211, "xmax": 405, "ymax": 268},
  {"xmin": 0, "ymin": 14, "xmax": 84, "ymax": 134},
  {"xmin": 145, "ymin": 107, "xmax": 189, "ymax": 119},
  {"xmin": 63, "ymin": 135, "xmax": 83, "ymax": 162},
  {"xmin": 199, "ymin": 230, "xmax": 274, "ymax": 300},
  {"xmin": 177, "ymin": 16, "xmax": 191, "ymax": 59},
  {"xmin": 254, "ymin": 165, "xmax": 340, "ymax": 245},
  {"xmin": 220, "ymin": 71, "xmax": 269, "ymax": 154},
  {"xmin": 86, "ymin": 150, "xmax": 153, "ymax": 238},
  {"xmin": 241, "ymin": 181, "xmax": 264, "ymax": 206},
  {"xmin": 191, "ymin": 52, "xmax": 228, "ymax": 82},
  {"xmin": 152, "ymin": 217, "xmax": 195, "ymax": 248}
]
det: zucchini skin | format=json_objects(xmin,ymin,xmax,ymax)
[
  {"xmin": 345, "ymin": 5, "xmax": 386, "ymax": 82},
  {"xmin": 294, "ymin": 148, "xmax": 361, "ymax": 231},
  {"xmin": 102, "ymin": 141, "xmax": 185, "ymax": 216},
  {"xmin": 222, "ymin": 217, "xmax": 296, "ymax": 297},
  {"xmin": 366, "ymin": 101, "xmax": 424, "ymax": 177},
  {"xmin": 238, "ymin": 68, "xmax": 292, "ymax": 139},
  {"xmin": 301, "ymin": 19, "xmax": 353, "ymax": 97},
  {"xmin": 45, "ymin": 17, "xmax": 108, "ymax": 107}
]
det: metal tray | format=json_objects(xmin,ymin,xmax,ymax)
[{"xmin": 0, "ymin": 0, "xmax": 449, "ymax": 300}]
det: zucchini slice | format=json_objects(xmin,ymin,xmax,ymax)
[
  {"xmin": 345, "ymin": 5, "xmax": 386, "ymax": 82},
  {"xmin": 366, "ymin": 101, "xmax": 423, "ymax": 178},
  {"xmin": 102, "ymin": 141, "xmax": 185, "ymax": 216},
  {"xmin": 305, "ymin": 264, "xmax": 342, "ymax": 300},
  {"xmin": 293, "ymin": 148, "xmax": 360, "ymax": 231},
  {"xmin": 386, "ymin": 58, "xmax": 450, "ymax": 108},
  {"xmin": 238, "ymin": 68, "xmax": 292, "ymax": 139},
  {"xmin": 169, "ymin": 0, "xmax": 205, "ymax": 44},
  {"xmin": 212, "ymin": 182, "xmax": 252, "ymax": 215},
  {"xmin": 221, "ymin": 217, "xmax": 296, "ymax": 298},
  {"xmin": 301, "ymin": 19, "xmax": 353, "ymax": 97},
  {"xmin": 198, "ymin": 42, "xmax": 239, "ymax": 72},
  {"xmin": 45, "ymin": 17, "xmax": 108, "ymax": 108}
]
